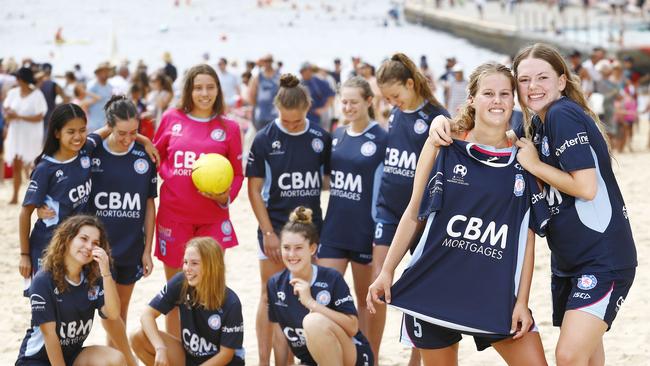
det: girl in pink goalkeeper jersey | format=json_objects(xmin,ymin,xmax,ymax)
[{"xmin": 153, "ymin": 64, "xmax": 243, "ymax": 335}]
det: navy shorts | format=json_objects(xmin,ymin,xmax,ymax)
[
  {"xmin": 17, "ymin": 348, "xmax": 82, "ymax": 365},
  {"xmin": 112, "ymin": 264, "xmax": 144, "ymax": 285},
  {"xmin": 373, "ymin": 222, "xmax": 397, "ymax": 246},
  {"xmin": 552, "ymin": 268, "xmax": 635, "ymax": 330},
  {"xmin": 298, "ymin": 340, "xmax": 374, "ymax": 366},
  {"xmin": 400, "ymin": 314, "xmax": 514, "ymax": 351},
  {"xmin": 256, "ymin": 227, "xmax": 281, "ymax": 260},
  {"xmin": 317, "ymin": 244, "xmax": 372, "ymax": 265}
]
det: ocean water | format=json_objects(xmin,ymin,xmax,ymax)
[{"xmin": 0, "ymin": 0, "xmax": 504, "ymax": 79}]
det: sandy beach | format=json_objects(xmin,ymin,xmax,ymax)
[{"xmin": 0, "ymin": 118, "xmax": 647, "ymax": 365}]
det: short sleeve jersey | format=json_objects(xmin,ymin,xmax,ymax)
[
  {"xmin": 376, "ymin": 102, "xmax": 450, "ymax": 225},
  {"xmin": 532, "ymin": 97, "xmax": 637, "ymax": 275},
  {"xmin": 389, "ymin": 141, "xmax": 549, "ymax": 335},
  {"xmin": 87, "ymin": 134, "xmax": 158, "ymax": 265},
  {"xmin": 267, "ymin": 265, "xmax": 368, "ymax": 365},
  {"xmin": 246, "ymin": 120, "xmax": 331, "ymax": 230},
  {"xmin": 17, "ymin": 271, "xmax": 105, "ymax": 363},
  {"xmin": 321, "ymin": 123, "xmax": 387, "ymax": 252},
  {"xmin": 149, "ymin": 273, "xmax": 245, "ymax": 365},
  {"xmin": 23, "ymin": 140, "xmax": 96, "ymax": 267},
  {"xmin": 154, "ymin": 109, "xmax": 243, "ymax": 240}
]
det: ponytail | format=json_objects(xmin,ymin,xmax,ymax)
[{"xmin": 377, "ymin": 53, "xmax": 443, "ymax": 109}]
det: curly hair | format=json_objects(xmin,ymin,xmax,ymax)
[{"xmin": 42, "ymin": 215, "xmax": 112, "ymax": 293}]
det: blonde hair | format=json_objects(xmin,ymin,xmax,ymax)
[
  {"xmin": 342, "ymin": 76, "xmax": 375, "ymax": 120},
  {"xmin": 454, "ymin": 62, "xmax": 515, "ymax": 132},
  {"xmin": 512, "ymin": 43, "xmax": 608, "ymax": 143},
  {"xmin": 180, "ymin": 237, "xmax": 226, "ymax": 310},
  {"xmin": 274, "ymin": 74, "xmax": 311, "ymax": 111},
  {"xmin": 377, "ymin": 53, "xmax": 443, "ymax": 109}
]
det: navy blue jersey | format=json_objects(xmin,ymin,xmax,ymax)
[
  {"xmin": 87, "ymin": 134, "xmax": 158, "ymax": 266},
  {"xmin": 376, "ymin": 102, "xmax": 450, "ymax": 225},
  {"xmin": 17, "ymin": 270, "xmax": 105, "ymax": 363},
  {"xmin": 149, "ymin": 273, "xmax": 245, "ymax": 365},
  {"xmin": 321, "ymin": 122, "xmax": 387, "ymax": 252},
  {"xmin": 532, "ymin": 97, "xmax": 637, "ymax": 276},
  {"xmin": 389, "ymin": 141, "xmax": 549, "ymax": 336},
  {"xmin": 267, "ymin": 265, "xmax": 370, "ymax": 365},
  {"xmin": 23, "ymin": 140, "xmax": 96, "ymax": 271},
  {"xmin": 246, "ymin": 120, "xmax": 331, "ymax": 230}
]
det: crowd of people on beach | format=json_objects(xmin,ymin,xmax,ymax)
[{"xmin": 0, "ymin": 41, "xmax": 645, "ymax": 365}]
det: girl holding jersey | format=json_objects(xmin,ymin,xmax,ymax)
[
  {"xmin": 369, "ymin": 53, "xmax": 449, "ymax": 364},
  {"xmin": 153, "ymin": 64, "xmax": 243, "ymax": 335},
  {"xmin": 318, "ymin": 76, "xmax": 387, "ymax": 343},
  {"xmin": 267, "ymin": 206, "xmax": 373, "ymax": 366},
  {"xmin": 368, "ymin": 63, "xmax": 548, "ymax": 366},
  {"xmin": 16, "ymin": 215, "xmax": 125, "ymax": 366},
  {"xmin": 246, "ymin": 73, "xmax": 331, "ymax": 365},
  {"xmin": 130, "ymin": 237, "xmax": 245, "ymax": 366}
]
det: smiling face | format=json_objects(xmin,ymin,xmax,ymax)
[
  {"xmin": 281, "ymin": 231, "xmax": 315, "ymax": 273},
  {"xmin": 183, "ymin": 246, "xmax": 203, "ymax": 287},
  {"xmin": 341, "ymin": 86, "xmax": 371, "ymax": 124},
  {"xmin": 278, "ymin": 106, "xmax": 307, "ymax": 133},
  {"xmin": 66, "ymin": 225, "xmax": 100, "ymax": 266},
  {"xmin": 110, "ymin": 117, "xmax": 139, "ymax": 150},
  {"xmin": 516, "ymin": 57, "xmax": 566, "ymax": 117},
  {"xmin": 191, "ymin": 73, "xmax": 219, "ymax": 115},
  {"xmin": 472, "ymin": 73, "xmax": 514, "ymax": 129},
  {"xmin": 379, "ymin": 80, "xmax": 417, "ymax": 111},
  {"xmin": 56, "ymin": 117, "xmax": 87, "ymax": 155}
]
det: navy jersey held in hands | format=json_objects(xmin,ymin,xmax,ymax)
[
  {"xmin": 17, "ymin": 271, "xmax": 105, "ymax": 363},
  {"xmin": 389, "ymin": 141, "xmax": 549, "ymax": 336},
  {"xmin": 376, "ymin": 102, "xmax": 450, "ymax": 226},
  {"xmin": 88, "ymin": 134, "xmax": 158, "ymax": 266},
  {"xmin": 149, "ymin": 273, "xmax": 245, "ymax": 366},
  {"xmin": 321, "ymin": 122, "xmax": 387, "ymax": 252},
  {"xmin": 22, "ymin": 139, "xmax": 96, "ymax": 272},
  {"xmin": 246, "ymin": 120, "xmax": 331, "ymax": 230},
  {"xmin": 267, "ymin": 265, "xmax": 371, "ymax": 365},
  {"xmin": 532, "ymin": 97, "xmax": 637, "ymax": 276}
]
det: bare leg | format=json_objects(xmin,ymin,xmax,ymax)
[
  {"xmin": 256, "ymin": 258, "xmax": 286, "ymax": 366},
  {"xmin": 555, "ymin": 310, "xmax": 607, "ymax": 366},
  {"xmin": 367, "ymin": 245, "xmax": 389, "ymax": 365},
  {"xmin": 73, "ymin": 345, "xmax": 126, "ymax": 366},
  {"xmin": 350, "ymin": 261, "xmax": 372, "ymax": 342},
  {"xmin": 164, "ymin": 265, "xmax": 182, "ymax": 338},
  {"xmin": 10, "ymin": 157, "xmax": 22, "ymax": 204},
  {"xmin": 129, "ymin": 327, "xmax": 185, "ymax": 366},
  {"xmin": 419, "ymin": 343, "xmax": 459, "ymax": 366},
  {"xmin": 303, "ymin": 312, "xmax": 357, "ymax": 366},
  {"xmin": 492, "ymin": 331, "xmax": 547, "ymax": 366},
  {"xmin": 101, "ymin": 318, "xmax": 138, "ymax": 366}
]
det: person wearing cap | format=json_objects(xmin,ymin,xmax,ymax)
[
  {"xmin": 248, "ymin": 54, "xmax": 280, "ymax": 131},
  {"xmin": 445, "ymin": 64, "xmax": 468, "ymax": 117},
  {"xmin": 2, "ymin": 67, "xmax": 47, "ymax": 204},
  {"xmin": 300, "ymin": 62, "xmax": 335, "ymax": 129},
  {"xmin": 87, "ymin": 62, "xmax": 115, "ymax": 131}
]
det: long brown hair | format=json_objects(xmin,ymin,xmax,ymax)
[
  {"xmin": 376, "ymin": 53, "xmax": 443, "ymax": 109},
  {"xmin": 178, "ymin": 64, "xmax": 225, "ymax": 116},
  {"xmin": 454, "ymin": 63, "xmax": 516, "ymax": 132},
  {"xmin": 512, "ymin": 43, "xmax": 607, "ymax": 142},
  {"xmin": 342, "ymin": 76, "xmax": 375, "ymax": 120},
  {"xmin": 180, "ymin": 237, "xmax": 227, "ymax": 310},
  {"xmin": 42, "ymin": 215, "xmax": 111, "ymax": 293}
]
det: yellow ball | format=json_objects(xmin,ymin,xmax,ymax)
[{"xmin": 191, "ymin": 153, "xmax": 234, "ymax": 194}]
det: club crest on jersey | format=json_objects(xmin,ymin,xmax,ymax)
[
  {"xmin": 134, "ymin": 158, "xmax": 149, "ymax": 174},
  {"xmin": 315, "ymin": 290, "xmax": 331, "ymax": 306},
  {"xmin": 221, "ymin": 220, "xmax": 233, "ymax": 235},
  {"xmin": 88, "ymin": 286, "xmax": 101, "ymax": 301},
  {"xmin": 312, "ymin": 138, "xmax": 324, "ymax": 153},
  {"xmin": 172, "ymin": 123, "xmax": 183, "ymax": 136},
  {"xmin": 413, "ymin": 119, "xmax": 428, "ymax": 134},
  {"xmin": 513, "ymin": 174, "xmax": 525, "ymax": 197},
  {"xmin": 577, "ymin": 275, "xmax": 597, "ymax": 291},
  {"xmin": 208, "ymin": 314, "xmax": 221, "ymax": 330},
  {"xmin": 541, "ymin": 136, "xmax": 550, "ymax": 157},
  {"xmin": 360, "ymin": 141, "xmax": 377, "ymax": 157},
  {"xmin": 80, "ymin": 156, "xmax": 91, "ymax": 169},
  {"xmin": 211, "ymin": 128, "xmax": 226, "ymax": 142}
]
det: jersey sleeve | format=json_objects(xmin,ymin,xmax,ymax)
[
  {"xmin": 321, "ymin": 132, "xmax": 332, "ymax": 175},
  {"xmin": 220, "ymin": 291, "xmax": 244, "ymax": 350},
  {"xmin": 245, "ymin": 132, "xmax": 268, "ymax": 178},
  {"xmin": 330, "ymin": 272, "xmax": 357, "ymax": 316},
  {"xmin": 148, "ymin": 273, "xmax": 183, "ymax": 315},
  {"xmin": 525, "ymin": 172, "xmax": 550, "ymax": 237},
  {"xmin": 85, "ymin": 133, "xmax": 101, "ymax": 155},
  {"xmin": 148, "ymin": 163, "xmax": 159, "ymax": 199},
  {"xmin": 94, "ymin": 278, "xmax": 107, "ymax": 319},
  {"xmin": 22, "ymin": 162, "xmax": 50, "ymax": 207},
  {"xmin": 225, "ymin": 120, "xmax": 244, "ymax": 202},
  {"xmin": 266, "ymin": 279, "xmax": 278, "ymax": 323},
  {"xmin": 546, "ymin": 107, "xmax": 596, "ymax": 172},
  {"xmin": 417, "ymin": 147, "xmax": 446, "ymax": 220},
  {"xmin": 29, "ymin": 274, "xmax": 57, "ymax": 327}
]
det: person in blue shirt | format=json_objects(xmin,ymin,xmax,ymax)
[
  {"xmin": 130, "ymin": 237, "xmax": 245, "ymax": 366},
  {"xmin": 268, "ymin": 206, "xmax": 374, "ymax": 366},
  {"xmin": 300, "ymin": 62, "xmax": 335, "ymax": 128},
  {"xmin": 369, "ymin": 62, "xmax": 548, "ymax": 366},
  {"xmin": 318, "ymin": 76, "xmax": 387, "ymax": 347},
  {"xmin": 368, "ymin": 53, "xmax": 449, "ymax": 364},
  {"xmin": 249, "ymin": 54, "xmax": 280, "ymax": 131},
  {"xmin": 246, "ymin": 73, "xmax": 331, "ymax": 365},
  {"xmin": 16, "ymin": 215, "xmax": 125, "ymax": 366}
]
